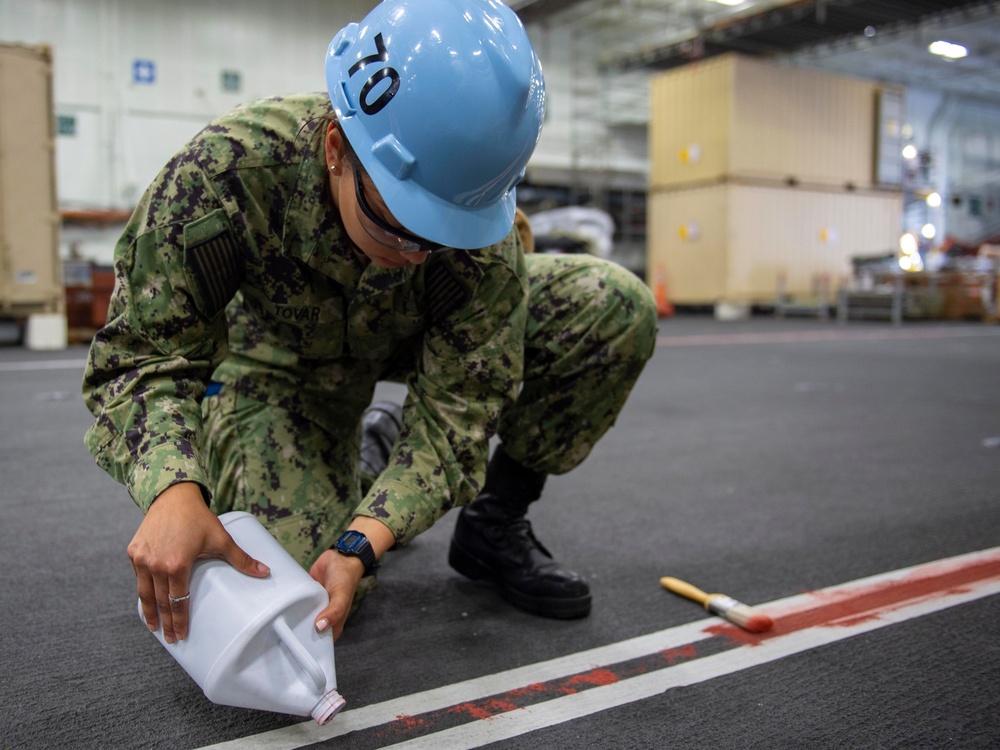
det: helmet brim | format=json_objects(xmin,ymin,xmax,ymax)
[{"xmin": 360, "ymin": 155, "xmax": 517, "ymax": 251}]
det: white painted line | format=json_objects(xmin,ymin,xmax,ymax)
[
  {"xmin": 197, "ymin": 547, "xmax": 1000, "ymax": 750},
  {"xmin": 0, "ymin": 358, "xmax": 87, "ymax": 373}
]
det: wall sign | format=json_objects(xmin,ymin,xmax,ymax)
[
  {"xmin": 221, "ymin": 70, "xmax": 241, "ymax": 92},
  {"xmin": 132, "ymin": 59, "xmax": 156, "ymax": 84},
  {"xmin": 57, "ymin": 114, "xmax": 76, "ymax": 136}
]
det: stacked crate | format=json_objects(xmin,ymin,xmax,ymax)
[
  {"xmin": 0, "ymin": 44, "xmax": 64, "ymax": 347},
  {"xmin": 648, "ymin": 54, "xmax": 903, "ymax": 309}
]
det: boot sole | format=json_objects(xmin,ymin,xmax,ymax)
[{"xmin": 448, "ymin": 539, "xmax": 592, "ymax": 619}]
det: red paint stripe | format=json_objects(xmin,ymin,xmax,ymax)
[
  {"xmin": 708, "ymin": 553, "xmax": 1000, "ymax": 645},
  {"xmin": 375, "ymin": 646, "xmax": 728, "ymax": 743}
]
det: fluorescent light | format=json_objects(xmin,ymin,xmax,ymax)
[
  {"xmin": 928, "ymin": 40, "xmax": 968, "ymax": 59},
  {"xmin": 708, "ymin": 0, "xmax": 745, "ymax": 6}
]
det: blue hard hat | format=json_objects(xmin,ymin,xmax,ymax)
[{"xmin": 326, "ymin": 0, "xmax": 545, "ymax": 250}]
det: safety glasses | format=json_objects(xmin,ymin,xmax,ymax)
[{"xmin": 352, "ymin": 168, "xmax": 445, "ymax": 253}]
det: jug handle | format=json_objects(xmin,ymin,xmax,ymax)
[{"xmin": 273, "ymin": 615, "xmax": 328, "ymax": 693}]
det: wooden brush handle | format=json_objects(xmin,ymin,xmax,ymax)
[{"xmin": 660, "ymin": 576, "xmax": 713, "ymax": 607}]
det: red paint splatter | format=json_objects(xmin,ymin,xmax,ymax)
[
  {"xmin": 449, "ymin": 697, "xmax": 520, "ymax": 720},
  {"xmin": 507, "ymin": 682, "xmax": 549, "ymax": 698},
  {"xmin": 660, "ymin": 644, "xmax": 698, "ymax": 664},
  {"xmin": 563, "ymin": 668, "xmax": 619, "ymax": 689},
  {"xmin": 392, "ymin": 714, "xmax": 427, "ymax": 731}
]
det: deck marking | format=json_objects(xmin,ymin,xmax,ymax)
[
  {"xmin": 0, "ymin": 358, "xmax": 87, "ymax": 373},
  {"xmin": 1, "ymin": 327, "xmax": 995, "ymax": 373},
  {"xmin": 198, "ymin": 547, "xmax": 1000, "ymax": 750},
  {"xmin": 656, "ymin": 326, "xmax": 1000, "ymax": 347},
  {"xmin": 0, "ymin": 328, "xmax": 994, "ymax": 372}
]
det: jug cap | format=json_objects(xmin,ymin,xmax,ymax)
[{"xmin": 312, "ymin": 689, "xmax": 347, "ymax": 725}]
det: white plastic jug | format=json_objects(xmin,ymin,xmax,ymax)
[{"xmin": 139, "ymin": 511, "xmax": 346, "ymax": 724}]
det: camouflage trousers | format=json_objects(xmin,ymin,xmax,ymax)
[{"xmin": 203, "ymin": 253, "xmax": 657, "ymax": 569}]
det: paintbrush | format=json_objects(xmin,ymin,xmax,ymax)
[{"xmin": 660, "ymin": 576, "xmax": 774, "ymax": 633}]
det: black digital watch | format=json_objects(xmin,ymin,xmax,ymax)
[{"xmin": 332, "ymin": 530, "xmax": 379, "ymax": 577}]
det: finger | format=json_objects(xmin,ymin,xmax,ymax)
[
  {"xmin": 153, "ymin": 571, "xmax": 176, "ymax": 643},
  {"xmin": 313, "ymin": 598, "xmax": 350, "ymax": 640},
  {"xmin": 135, "ymin": 569, "xmax": 159, "ymax": 633},
  {"xmin": 313, "ymin": 581, "xmax": 353, "ymax": 640},
  {"xmin": 167, "ymin": 576, "xmax": 191, "ymax": 641},
  {"xmin": 310, "ymin": 556, "xmax": 334, "ymax": 633},
  {"xmin": 219, "ymin": 537, "xmax": 270, "ymax": 578}
]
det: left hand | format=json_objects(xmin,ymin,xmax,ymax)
[{"xmin": 310, "ymin": 517, "xmax": 395, "ymax": 641}]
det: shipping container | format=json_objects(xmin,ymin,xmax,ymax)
[
  {"xmin": 650, "ymin": 54, "xmax": 896, "ymax": 191},
  {"xmin": 0, "ymin": 43, "xmax": 62, "ymax": 319},
  {"xmin": 648, "ymin": 183, "xmax": 902, "ymax": 305}
]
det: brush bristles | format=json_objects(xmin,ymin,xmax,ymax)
[{"xmin": 707, "ymin": 595, "xmax": 774, "ymax": 633}]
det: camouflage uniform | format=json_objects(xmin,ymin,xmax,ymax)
[{"xmin": 83, "ymin": 93, "xmax": 658, "ymax": 569}]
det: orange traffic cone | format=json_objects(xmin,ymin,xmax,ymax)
[{"xmin": 654, "ymin": 265, "xmax": 674, "ymax": 318}]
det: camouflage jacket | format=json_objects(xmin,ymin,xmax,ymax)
[{"xmin": 83, "ymin": 93, "xmax": 527, "ymax": 544}]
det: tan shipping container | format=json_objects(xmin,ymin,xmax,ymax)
[
  {"xmin": 650, "ymin": 54, "xmax": 886, "ymax": 191},
  {"xmin": 648, "ymin": 183, "xmax": 902, "ymax": 305},
  {"xmin": 0, "ymin": 43, "xmax": 61, "ymax": 317}
]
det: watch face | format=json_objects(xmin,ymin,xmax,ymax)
[{"xmin": 338, "ymin": 530, "xmax": 366, "ymax": 554}]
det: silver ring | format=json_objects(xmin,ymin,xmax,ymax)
[{"xmin": 168, "ymin": 593, "xmax": 191, "ymax": 604}]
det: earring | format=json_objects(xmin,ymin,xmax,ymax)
[{"xmin": 330, "ymin": 165, "xmax": 337, "ymax": 173}]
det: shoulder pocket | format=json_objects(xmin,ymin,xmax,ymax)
[{"xmin": 184, "ymin": 209, "xmax": 243, "ymax": 319}]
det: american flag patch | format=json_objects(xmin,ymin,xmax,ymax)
[{"xmin": 185, "ymin": 230, "xmax": 243, "ymax": 318}]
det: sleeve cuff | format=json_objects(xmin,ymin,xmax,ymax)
[
  {"xmin": 126, "ymin": 439, "xmax": 212, "ymax": 513},
  {"xmin": 352, "ymin": 476, "xmax": 458, "ymax": 546}
]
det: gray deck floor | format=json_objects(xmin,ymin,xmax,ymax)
[{"xmin": 2, "ymin": 314, "xmax": 998, "ymax": 750}]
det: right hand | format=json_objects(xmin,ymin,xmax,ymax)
[{"xmin": 127, "ymin": 482, "xmax": 270, "ymax": 643}]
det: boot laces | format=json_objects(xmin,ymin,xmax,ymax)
[{"xmin": 504, "ymin": 518, "xmax": 553, "ymax": 559}]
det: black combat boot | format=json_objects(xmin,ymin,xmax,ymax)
[
  {"xmin": 449, "ymin": 446, "xmax": 592, "ymax": 619},
  {"xmin": 359, "ymin": 401, "xmax": 403, "ymax": 479}
]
